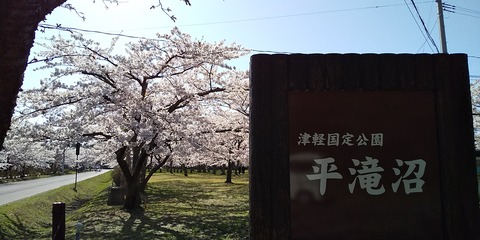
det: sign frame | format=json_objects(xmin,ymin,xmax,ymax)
[{"xmin": 249, "ymin": 54, "xmax": 480, "ymax": 239}]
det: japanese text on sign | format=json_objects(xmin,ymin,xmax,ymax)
[
  {"xmin": 298, "ymin": 133, "xmax": 384, "ymax": 147},
  {"xmin": 306, "ymin": 156, "xmax": 426, "ymax": 196}
]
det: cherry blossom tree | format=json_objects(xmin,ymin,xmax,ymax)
[
  {"xmin": 0, "ymin": 0, "xmax": 192, "ymax": 150},
  {"xmin": 183, "ymin": 73, "xmax": 249, "ymax": 183},
  {"xmin": 17, "ymin": 28, "xmax": 248, "ymax": 210},
  {"xmin": 0, "ymin": 115, "xmax": 108, "ymax": 178},
  {"xmin": 0, "ymin": 119, "xmax": 52, "ymax": 177},
  {"xmin": 471, "ymin": 79, "xmax": 480, "ymax": 150},
  {"xmin": 0, "ymin": 140, "xmax": 53, "ymax": 178}
]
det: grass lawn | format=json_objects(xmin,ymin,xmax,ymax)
[{"xmin": 0, "ymin": 171, "xmax": 249, "ymax": 240}]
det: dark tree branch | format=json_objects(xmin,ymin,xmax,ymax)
[
  {"xmin": 143, "ymin": 153, "xmax": 170, "ymax": 188},
  {"xmin": 116, "ymin": 146, "xmax": 133, "ymax": 182},
  {"xmin": 82, "ymin": 132, "xmax": 113, "ymax": 139},
  {"xmin": 131, "ymin": 133, "xmax": 158, "ymax": 182},
  {"xmin": 167, "ymin": 87, "xmax": 226, "ymax": 113},
  {"xmin": 150, "ymin": 0, "xmax": 192, "ymax": 22},
  {"xmin": 124, "ymin": 71, "xmax": 142, "ymax": 85},
  {"xmin": 143, "ymin": 63, "xmax": 196, "ymax": 81},
  {"xmin": 61, "ymin": 3, "xmax": 86, "ymax": 21},
  {"xmin": 144, "ymin": 54, "xmax": 181, "ymax": 81},
  {"xmin": 27, "ymin": 54, "xmax": 88, "ymax": 65},
  {"xmin": 204, "ymin": 127, "xmax": 248, "ymax": 134},
  {"xmin": 20, "ymin": 97, "xmax": 83, "ymax": 116},
  {"xmin": 80, "ymin": 70, "xmax": 117, "ymax": 89},
  {"xmin": 81, "ymin": 41, "xmax": 118, "ymax": 67}
]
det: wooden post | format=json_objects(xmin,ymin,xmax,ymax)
[{"xmin": 52, "ymin": 202, "xmax": 65, "ymax": 240}]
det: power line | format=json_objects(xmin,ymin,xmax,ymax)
[
  {"xmin": 412, "ymin": 0, "xmax": 440, "ymax": 52},
  {"xmin": 39, "ymin": 24, "xmax": 149, "ymax": 40},
  {"xmin": 34, "ymin": 24, "xmax": 480, "ymax": 82},
  {"xmin": 38, "ymin": 22, "xmax": 480, "ymax": 59},
  {"xmin": 443, "ymin": 3, "xmax": 480, "ymax": 19},
  {"xmin": 455, "ymin": 12, "xmax": 480, "ymax": 19},
  {"xmin": 39, "ymin": 0, "xmax": 480, "ymax": 58},
  {"xmin": 404, "ymin": 0, "xmax": 436, "ymax": 52},
  {"xmin": 455, "ymin": 8, "xmax": 480, "ymax": 17},
  {"xmin": 40, "ymin": 1, "xmax": 435, "ymax": 33},
  {"xmin": 416, "ymin": 17, "xmax": 439, "ymax": 53},
  {"xmin": 37, "ymin": 24, "xmax": 294, "ymax": 54},
  {"xmin": 37, "ymin": 1, "xmax": 438, "ymax": 47},
  {"xmin": 144, "ymin": 1, "xmax": 434, "ymax": 29},
  {"xmin": 445, "ymin": 4, "xmax": 480, "ymax": 15},
  {"xmin": 455, "ymin": 6, "xmax": 480, "ymax": 15}
]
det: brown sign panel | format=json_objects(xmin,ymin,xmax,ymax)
[
  {"xmin": 289, "ymin": 90, "xmax": 442, "ymax": 239},
  {"xmin": 249, "ymin": 54, "xmax": 480, "ymax": 240}
]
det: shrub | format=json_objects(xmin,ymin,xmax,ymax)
[{"xmin": 111, "ymin": 166, "xmax": 126, "ymax": 187}]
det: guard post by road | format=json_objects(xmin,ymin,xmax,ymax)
[{"xmin": 52, "ymin": 202, "xmax": 65, "ymax": 240}]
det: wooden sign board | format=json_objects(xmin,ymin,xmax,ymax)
[{"xmin": 249, "ymin": 54, "xmax": 480, "ymax": 240}]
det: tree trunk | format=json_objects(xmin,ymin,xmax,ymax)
[
  {"xmin": 116, "ymin": 144, "xmax": 169, "ymax": 211},
  {"xmin": 116, "ymin": 146, "xmax": 144, "ymax": 210},
  {"xmin": 182, "ymin": 164, "xmax": 188, "ymax": 177},
  {"xmin": 0, "ymin": 0, "xmax": 66, "ymax": 149},
  {"xmin": 225, "ymin": 160, "xmax": 233, "ymax": 184},
  {"xmin": 124, "ymin": 181, "xmax": 142, "ymax": 210}
]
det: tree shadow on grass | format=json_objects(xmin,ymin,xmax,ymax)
[
  {"xmin": 0, "ymin": 197, "xmax": 93, "ymax": 240},
  {"xmin": 140, "ymin": 182, "xmax": 249, "ymax": 239},
  {"xmin": 113, "ymin": 208, "xmax": 248, "ymax": 240},
  {"xmin": 66, "ymin": 195, "xmax": 91, "ymax": 212},
  {"xmin": 119, "ymin": 209, "xmax": 189, "ymax": 240},
  {"xmin": 0, "ymin": 213, "xmax": 43, "ymax": 239},
  {"xmin": 73, "ymin": 206, "xmax": 191, "ymax": 240},
  {"xmin": 69, "ymin": 178, "xmax": 249, "ymax": 239}
]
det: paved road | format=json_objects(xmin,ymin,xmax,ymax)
[{"xmin": 0, "ymin": 170, "xmax": 110, "ymax": 206}]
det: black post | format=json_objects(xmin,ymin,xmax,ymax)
[
  {"xmin": 74, "ymin": 142, "xmax": 80, "ymax": 191},
  {"xmin": 52, "ymin": 202, "xmax": 65, "ymax": 240}
]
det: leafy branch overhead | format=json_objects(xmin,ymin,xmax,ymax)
[
  {"xmin": 0, "ymin": 0, "xmax": 198, "ymax": 151},
  {"xmin": 150, "ymin": 0, "xmax": 191, "ymax": 22}
]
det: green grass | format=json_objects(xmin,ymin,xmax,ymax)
[
  {"xmin": 0, "ymin": 172, "xmax": 250, "ymax": 240},
  {"xmin": 0, "ymin": 172, "xmax": 112, "ymax": 239}
]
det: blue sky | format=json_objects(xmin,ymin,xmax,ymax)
[{"xmin": 24, "ymin": 0, "xmax": 480, "ymax": 89}]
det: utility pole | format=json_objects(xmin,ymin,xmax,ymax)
[{"xmin": 437, "ymin": 0, "xmax": 448, "ymax": 53}]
